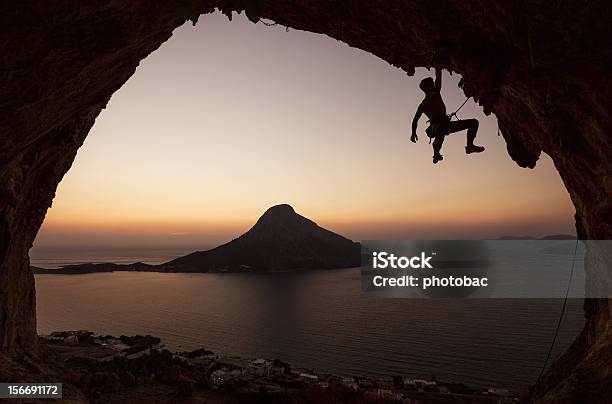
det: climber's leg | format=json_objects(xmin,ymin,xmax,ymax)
[
  {"xmin": 447, "ymin": 119, "xmax": 484, "ymax": 154},
  {"xmin": 432, "ymin": 134, "xmax": 445, "ymax": 164}
]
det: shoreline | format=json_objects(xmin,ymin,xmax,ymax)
[{"xmin": 38, "ymin": 330, "xmax": 519, "ymax": 403}]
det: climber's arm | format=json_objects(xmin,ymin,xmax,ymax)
[
  {"xmin": 411, "ymin": 105, "xmax": 422, "ymax": 143},
  {"xmin": 435, "ymin": 67, "xmax": 442, "ymax": 92}
]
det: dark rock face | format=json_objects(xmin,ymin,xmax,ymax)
[
  {"xmin": 164, "ymin": 204, "xmax": 360, "ymax": 272},
  {"xmin": 0, "ymin": 1, "xmax": 611, "ymax": 401}
]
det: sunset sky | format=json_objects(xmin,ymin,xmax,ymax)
[{"xmin": 34, "ymin": 12, "xmax": 575, "ymax": 247}]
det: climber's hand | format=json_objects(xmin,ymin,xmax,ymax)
[{"xmin": 410, "ymin": 133, "xmax": 418, "ymax": 143}]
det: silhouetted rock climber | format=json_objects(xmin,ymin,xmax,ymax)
[{"xmin": 411, "ymin": 68, "xmax": 484, "ymax": 164}]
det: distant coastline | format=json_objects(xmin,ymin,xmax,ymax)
[
  {"xmin": 31, "ymin": 262, "xmax": 157, "ymax": 275},
  {"xmin": 497, "ymin": 234, "xmax": 575, "ymax": 240}
]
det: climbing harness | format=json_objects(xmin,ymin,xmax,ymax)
[{"xmin": 426, "ymin": 96, "xmax": 470, "ymax": 144}]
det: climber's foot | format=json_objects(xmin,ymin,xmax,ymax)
[
  {"xmin": 466, "ymin": 145, "xmax": 485, "ymax": 154},
  {"xmin": 433, "ymin": 154, "xmax": 444, "ymax": 164}
]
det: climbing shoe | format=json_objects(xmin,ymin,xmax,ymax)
[
  {"xmin": 433, "ymin": 154, "xmax": 444, "ymax": 164},
  {"xmin": 465, "ymin": 145, "xmax": 485, "ymax": 154}
]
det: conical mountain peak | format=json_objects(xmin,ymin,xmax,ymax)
[{"xmin": 164, "ymin": 205, "xmax": 360, "ymax": 272}]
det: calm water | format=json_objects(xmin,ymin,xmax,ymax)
[{"xmin": 35, "ymin": 268, "xmax": 584, "ymax": 391}]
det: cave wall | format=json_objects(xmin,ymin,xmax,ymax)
[{"xmin": 1, "ymin": 1, "xmax": 611, "ymax": 401}]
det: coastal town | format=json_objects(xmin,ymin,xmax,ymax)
[{"xmin": 42, "ymin": 331, "xmax": 521, "ymax": 403}]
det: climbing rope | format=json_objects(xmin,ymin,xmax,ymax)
[
  {"xmin": 448, "ymin": 96, "xmax": 470, "ymax": 121},
  {"xmin": 536, "ymin": 202, "xmax": 584, "ymax": 385},
  {"xmin": 452, "ymin": 97, "xmax": 503, "ymax": 138},
  {"xmin": 454, "ymin": 98, "xmax": 503, "ymax": 138},
  {"xmin": 434, "ymin": 92, "xmax": 581, "ymax": 386},
  {"xmin": 425, "ymin": 96, "xmax": 471, "ymax": 144}
]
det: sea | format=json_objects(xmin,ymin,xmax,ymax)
[{"xmin": 31, "ymin": 246, "xmax": 584, "ymax": 391}]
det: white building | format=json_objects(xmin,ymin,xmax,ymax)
[{"xmin": 299, "ymin": 373, "xmax": 319, "ymax": 382}]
